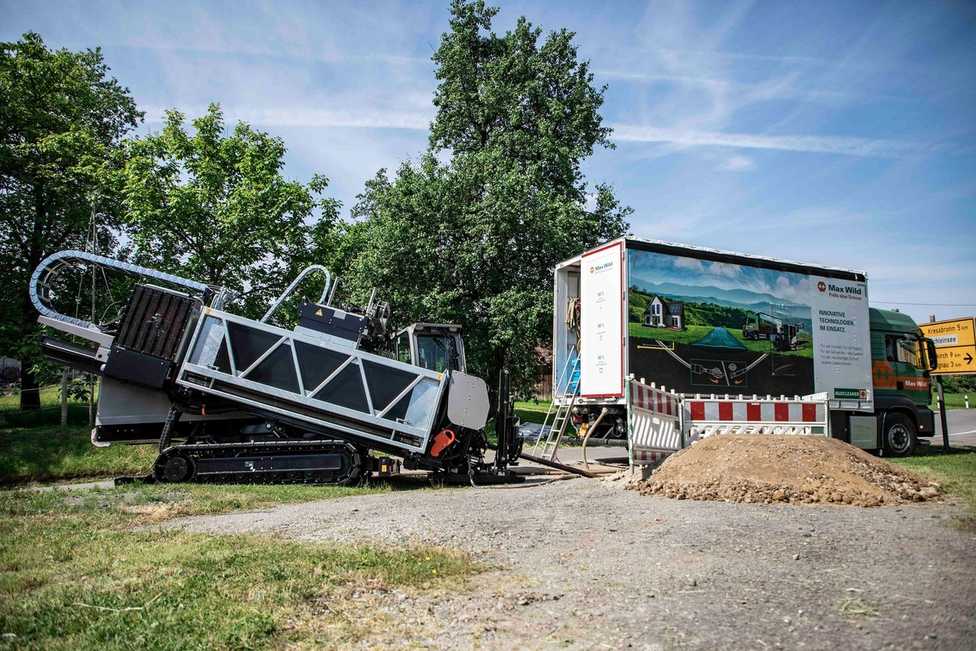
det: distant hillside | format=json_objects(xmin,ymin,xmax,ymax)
[
  {"xmin": 629, "ymin": 279, "xmax": 808, "ymax": 314},
  {"xmin": 629, "ymin": 282, "xmax": 811, "ymax": 325}
]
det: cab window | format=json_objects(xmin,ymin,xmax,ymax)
[
  {"xmin": 886, "ymin": 335, "xmax": 919, "ymax": 366},
  {"xmin": 416, "ymin": 335, "xmax": 461, "ymax": 373},
  {"xmin": 395, "ymin": 332, "xmax": 412, "ymax": 364}
]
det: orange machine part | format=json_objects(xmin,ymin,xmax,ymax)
[{"xmin": 430, "ymin": 429, "xmax": 457, "ymax": 457}]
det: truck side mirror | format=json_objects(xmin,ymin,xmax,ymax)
[{"xmin": 925, "ymin": 338, "xmax": 938, "ymax": 372}]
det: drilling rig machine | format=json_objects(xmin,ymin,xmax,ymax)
[{"xmin": 30, "ymin": 251, "xmax": 523, "ymax": 485}]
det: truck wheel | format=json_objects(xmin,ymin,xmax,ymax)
[{"xmin": 883, "ymin": 414, "xmax": 917, "ymax": 457}]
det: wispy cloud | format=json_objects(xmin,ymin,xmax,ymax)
[
  {"xmin": 140, "ymin": 104, "xmax": 928, "ymax": 160},
  {"xmin": 648, "ymin": 46, "xmax": 830, "ymax": 67},
  {"xmin": 143, "ymin": 105, "xmax": 432, "ymax": 131},
  {"xmin": 610, "ymin": 124, "xmax": 929, "ymax": 158},
  {"xmin": 610, "ymin": 1, "xmax": 933, "ymax": 160},
  {"xmin": 595, "ymin": 69, "xmax": 857, "ymax": 104},
  {"xmin": 116, "ymin": 41, "xmax": 430, "ymax": 67},
  {"xmin": 720, "ymin": 155, "xmax": 754, "ymax": 171}
]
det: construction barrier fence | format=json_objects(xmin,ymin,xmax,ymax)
[{"xmin": 626, "ymin": 376, "xmax": 831, "ymax": 468}]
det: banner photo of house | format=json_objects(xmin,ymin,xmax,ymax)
[
  {"xmin": 627, "ymin": 247, "xmax": 816, "ymax": 397},
  {"xmin": 643, "ymin": 296, "xmax": 683, "ymax": 329}
]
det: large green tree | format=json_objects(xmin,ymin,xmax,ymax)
[
  {"xmin": 347, "ymin": 0, "xmax": 630, "ymax": 392},
  {"xmin": 118, "ymin": 104, "xmax": 341, "ymax": 319},
  {"xmin": 0, "ymin": 32, "xmax": 141, "ymax": 409}
]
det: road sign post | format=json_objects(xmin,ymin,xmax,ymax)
[
  {"xmin": 936, "ymin": 376, "xmax": 950, "ymax": 451},
  {"xmin": 921, "ymin": 316, "xmax": 976, "ymax": 453}
]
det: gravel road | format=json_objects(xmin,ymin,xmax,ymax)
[{"xmin": 167, "ymin": 477, "xmax": 976, "ymax": 650}]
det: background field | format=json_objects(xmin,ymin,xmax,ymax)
[{"xmin": 932, "ymin": 392, "xmax": 970, "ymax": 411}]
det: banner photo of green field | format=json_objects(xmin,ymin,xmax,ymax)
[{"xmin": 627, "ymin": 248, "xmax": 815, "ymax": 396}]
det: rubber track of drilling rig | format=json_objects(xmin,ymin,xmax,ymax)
[{"xmin": 153, "ymin": 440, "xmax": 364, "ymax": 485}]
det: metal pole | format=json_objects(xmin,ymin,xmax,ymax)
[
  {"xmin": 937, "ymin": 376, "xmax": 950, "ymax": 451},
  {"xmin": 60, "ymin": 369, "xmax": 69, "ymax": 429},
  {"xmin": 88, "ymin": 208, "xmax": 98, "ymax": 427},
  {"xmin": 495, "ymin": 368, "xmax": 511, "ymax": 472}
]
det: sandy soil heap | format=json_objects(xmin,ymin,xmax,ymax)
[{"xmin": 630, "ymin": 435, "xmax": 941, "ymax": 507}]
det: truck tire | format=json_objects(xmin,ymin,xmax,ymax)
[{"xmin": 882, "ymin": 413, "xmax": 917, "ymax": 457}]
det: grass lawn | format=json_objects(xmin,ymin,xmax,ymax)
[
  {"xmin": 0, "ymin": 424, "xmax": 157, "ymax": 485},
  {"xmin": 891, "ymin": 448, "xmax": 976, "ymax": 513},
  {"xmin": 0, "ymin": 383, "xmax": 100, "ymax": 411},
  {"xmin": 0, "ymin": 419, "xmax": 478, "ymax": 647},
  {"xmin": 0, "ymin": 481, "xmax": 475, "ymax": 649},
  {"xmin": 515, "ymin": 399, "xmax": 552, "ymax": 424},
  {"xmin": 0, "ymin": 384, "xmax": 63, "ymax": 410},
  {"xmin": 0, "ymin": 382, "xmax": 101, "ymax": 430}
]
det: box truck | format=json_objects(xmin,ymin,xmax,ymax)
[{"xmin": 547, "ymin": 238, "xmax": 937, "ymax": 461}]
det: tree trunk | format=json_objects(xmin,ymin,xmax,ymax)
[
  {"xmin": 19, "ymin": 365, "xmax": 41, "ymax": 410},
  {"xmin": 18, "ymin": 260, "xmax": 44, "ymax": 411},
  {"xmin": 19, "ymin": 182, "xmax": 47, "ymax": 411}
]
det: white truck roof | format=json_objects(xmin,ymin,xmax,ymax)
[{"xmin": 558, "ymin": 236, "xmax": 867, "ymax": 281}]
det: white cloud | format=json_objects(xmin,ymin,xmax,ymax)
[
  {"xmin": 140, "ymin": 105, "xmax": 927, "ymax": 162},
  {"xmin": 595, "ymin": 69, "xmax": 855, "ymax": 105},
  {"xmin": 143, "ymin": 105, "xmax": 432, "ymax": 131},
  {"xmin": 610, "ymin": 124, "xmax": 926, "ymax": 158},
  {"xmin": 720, "ymin": 155, "xmax": 754, "ymax": 171}
]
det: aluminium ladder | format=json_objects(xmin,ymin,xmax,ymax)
[{"xmin": 532, "ymin": 348, "xmax": 581, "ymax": 461}]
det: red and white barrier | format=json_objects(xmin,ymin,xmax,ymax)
[
  {"xmin": 629, "ymin": 380, "xmax": 681, "ymax": 417},
  {"xmin": 627, "ymin": 378, "xmax": 682, "ymax": 466},
  {"xmin": 631, "ymin": 449, "xmax": 669, "ymax": 465},
  {"xmin": 684, "ymin": 393, "xmax": 828, "ymax": 443},
  {"xmin": 625, "ymin": 380, "xmax": 832, "ymax": 469}
]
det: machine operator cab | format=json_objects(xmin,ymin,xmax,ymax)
[{"xmin": 394, "ymin": 323, "xmax": 466, "ymax": 373}]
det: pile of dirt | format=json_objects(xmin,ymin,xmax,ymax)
[{"xmin": 629, "ymin": 435, "xmax": 941, "ymax": 507}]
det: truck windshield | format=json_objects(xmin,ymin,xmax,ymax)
[{"xmin": 416, "ymin": 335, "xmax": 461, "ymax": 372}]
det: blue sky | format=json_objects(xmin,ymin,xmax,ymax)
[{"xmin": 3, "ymin": 0, "xmax": 974, "ymax": 323}]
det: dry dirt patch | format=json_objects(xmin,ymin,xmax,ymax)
[{"xmin": 630, "ymin": 435, "xmax": 941, "ymax": 506}]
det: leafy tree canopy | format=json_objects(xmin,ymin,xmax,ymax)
[
  {"xmin": 347, "ymin": 0, "xmax": 630, "ymax": 392},
  {"xmin": 117, "ymin": 104, "xmax": 341, "ymax": 319},
  {"xmin": 430, "ymin": 0, "xmax": 612, "ymax": 195},
  {"xmin": 0, "ymin": 32, "xmax": 141, "ymax": 408}
]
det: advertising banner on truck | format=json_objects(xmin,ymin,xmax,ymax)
[
  {"xmin": 580, "ymin": 242, "xmax": 625, "ymax": 397},
  {"xmin": 625, "ymin": 245, "xmax": 872, "ymax": 402}
]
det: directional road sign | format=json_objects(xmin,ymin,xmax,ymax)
[{"xmin": 920, "ymin": 317, "xmax": 976, "ymax": 375}]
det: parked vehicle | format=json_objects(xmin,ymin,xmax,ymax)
[
  {"xmin": 869, "ymin": 307, "xmax": 937, "ymax": 455},
  {"xmin": 548, "ymin": 238, "xmax": 937, "ymax": 459}
]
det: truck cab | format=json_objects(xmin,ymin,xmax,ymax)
[
  {"xmin": 869, "ymin": 308, "xmax": 938, "ymax": 455},
  {"xmin": 394, "ymin": 323, "xmax": 466, "ymax": 373}
]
